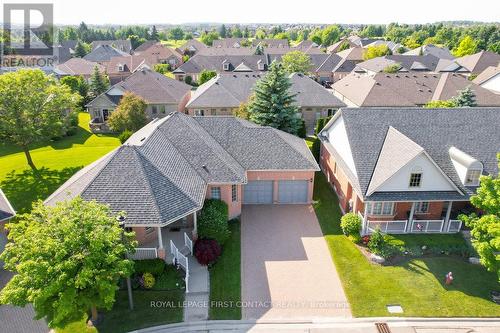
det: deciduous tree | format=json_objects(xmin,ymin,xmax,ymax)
[
  {"xmin": 281, "ymin": 50, "xmax": 313, "ymax": 74},
  {"xmin": 199, "ymin": 69, "xmax": 217, "ymax": 85},
  {"xmin": 453, "ymin": 35, "xmax": 477, "ymax": 57},
  {"xmin": 107, "ymin": 92, "xmax": 147, "ymax": 132}
]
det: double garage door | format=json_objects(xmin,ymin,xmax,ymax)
[{"xmin": 243, "ymin": 180, "xmax": 308, "ymax": 204}]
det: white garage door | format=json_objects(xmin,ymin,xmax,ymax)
[
  {"xmin": 243, "ymin": 181, "xmax": 273, "ymax": 204},
  {"xmin": 278, "ymin": 180, "xmax": 309, "ymax": 203}
]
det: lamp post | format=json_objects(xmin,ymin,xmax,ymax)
[{"xmin": 117, "ymin": 214, "xmax": 134, "ymax": 310}]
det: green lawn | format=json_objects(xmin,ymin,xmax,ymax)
[
  {"xmin": 0, "ymin": 113, "xmax": 120, "ymax": 213},
  {"xmin": 209, "ymin": 220, "xmax": 242, "ymax": 319},
  {"xmin": 160, "ymin": 39, "xmax": 188, "ymax": 48},
  {"xmin": 313, "ymin": 172, "xmax": 500, "ymax": 317},
  {"xmin": 96, "ymin": 290, "xmax": 184, "ymax": 333}
]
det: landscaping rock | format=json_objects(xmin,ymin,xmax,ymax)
[
  {"xmin": 469, "ymin": 257, "xmax": 481, "ymax": 265},
  {"xmin": 370, "ymin": 253, "xmax": 385, "ymax": 264}
]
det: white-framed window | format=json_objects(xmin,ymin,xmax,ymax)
[
  {"xmin": 258, "ymin": 62, "xmax": 265, "ymax": 70},
  {"xmin": 414, "ymin": 201, "xmax": 430, "ymax": 213},
  {"xmin": 194, "ymin": 109, "xmax": 205, "ymax": 116},
  {"xmin": 152, "ymin": 105, "xmax": 157, "ymax": 114},
  {"xmin": 366, "ymin": 202, "xmax": 395, "ymax": 216},
  {"xmin": 231, "ymin": 185, "xmax": 237, "ymax": 202},
  {"xmin": 118, "ymin": 64, "xmax": 124, "ymax": 72},
  {"xmin": 223, "ymin": 63, "xmax": 230, "ymax": 71},
  {"xmin": 465, "ymin": 169, "xmax": 481, "ymax": 186},
  {"xmin": 409, "ymin": 172, "xmax": 423, "ymax": 188},
  {"xmin": 211, "ymin": 187, "xmax": 221, "ymax": 200}
]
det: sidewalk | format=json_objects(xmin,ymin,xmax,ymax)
[{"xmin": 182, "ymin": 251, "xmax": 209, "ymax": 322}]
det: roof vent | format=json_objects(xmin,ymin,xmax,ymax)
[{"xmin": 202, "ymin": 165, "xmax": 208, "ymax": 172}]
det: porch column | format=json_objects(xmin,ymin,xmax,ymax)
[
  {"xmin": 157, "ymin": 226, "xmax": 163, "ymax": 249},
  {"xmin": 443, "ymin": 201, "xmax": 453, "ymax": 232},
  {"xmin": 193, "ymin": 212, "xmax": 198, "ymax": 239},
  {"xmin": 406, "ymin": 202, "xmax": 416, "ymax": 233},
  {"xmin": 361, "ymin": 202, "xmax": 369, "ymax": 235}
]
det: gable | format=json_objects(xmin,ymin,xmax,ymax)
[
  {"xmin": 372, "ymin": 152, "xmax": 457, "ymax": 193},
  {"xmin": 324, "ymin": 117, "xmax": 357, "ymax": 176}
]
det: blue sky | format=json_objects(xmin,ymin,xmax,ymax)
[{"xmin": 2, "ymin": 0, "xmax": 499, "ymax": 25}]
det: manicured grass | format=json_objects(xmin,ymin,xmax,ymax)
[
  {"xmin": 305, "ymin": 136, "xmax": 315, "ymax": 150},
  {"xmin": 96, "ymin": 290, "xmax": 184, "ymax": 333},
  {"xmin": 313, "ymin": 172, "xmax": 500, "ymax": 317},
  {"xmin": 153, "ymin": 266, "xmax": 185, "ymax": 290},
  {"xmin": 209, "ymin": 220, "xmax": 242, "ymax": 320},
  {"xmin": 160, "ymin": 39, "xmax": 188, "ymax": 48},
  {"xmin": 0, "ymin": 113, "xmax": 120, "ymax": 213}
]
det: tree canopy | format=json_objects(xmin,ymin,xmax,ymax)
[
  {"xmin": 281, "ymin": 51, "xmax": 313, "ymax": 74},
  {"xmin": 200, "ymin": 31, "xmax": 219, "ymax": 46},
  {"xmin": 107, "ymin": 92, "xmax": 148, "ymax": 133},
  {"xmin": 453, "ymin": 35, "xmax": 478, "ymax": 57},
  {"xmin": 460, "ymin": 155, "xmax": 500, "ymax": 282},
  {"xmin": 0, "ymin": 197, "xmax": 136, "ymax": 328},
  {"xmin": 248, "ymin": 62, "xmax": 301, "ymax": 135},
  {"xmin": 363, "ymin": 45, "xmax": 391, "ymax": 60},
  {"xmin": 89, "ymin": 66, "xmax": 110, "ymax": 99},
  {"xmin": 0, "ymin": 69, "xmax": 78, "ymax": 170},
  {"xmin": 199, "ymin": 70, "xmax": 217, "ymax": 85}
]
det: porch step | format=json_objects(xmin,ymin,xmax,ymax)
[{"xmin": 179, "ymin": 245, "xmax": 191, "ymax": 256}]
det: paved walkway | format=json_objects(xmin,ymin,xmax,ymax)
[{"xmin": 241, "ymin": 205, "xmax": 351, "ymax": 320}]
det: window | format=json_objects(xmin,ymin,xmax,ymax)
[
  {"xmin": 409, "ymin": 173, "xmax": 423, "ymax": 187},
  {"xmin": 327, "ymin": 108, "xmax": 335, "ymax": 117},
  {"xmin": 223, "ymin": 63, "xmax": 230, "ymax": 71},
  {"xmin": 231, "ymin": 185, "xmax": 237, "ymax": 202},
  {"xmin": 258, "ymin": 62, "xmax": 265, "ymax": 70},
  {"xmin": 145, "ymin": 227, "xmax": 154, "ymax": 234},
  {"xmin": 415, "ymin": 201, "xmax": 429, "ymax": 213},
  {"xmin": 102, "ymin": 109, "xmax": 110, "ymax": 121},
  {"xmin": 160, "ymin": 105, "xmax": 166, "ymax": 114},
  {"xmin": 211, "ymin": 187, "xmax": 221, "ymax": 200},
  {"xmin": 465, "ymin": 169, "xmax": 481, "ymax": 186},
  {"xmin": 118, "ymin": 64, "xmax": 124, "ymax": 72},
  {"xmin": 367, "ymin": 202, "xmax": 395, "ymax": 216},
  {"xmin": 152, "ymin": 105, "xmax": 157, "ymax": 114},
  {"xmin": 210, "ymin": 109, "xmax": 216, "ymax": 115},
  {"xmin": 194, "ymin": 109, "xmax": 205, "ymax": 116}
]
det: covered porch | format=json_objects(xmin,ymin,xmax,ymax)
[{"xmin": 359, "ymin": 200, "xmax": 465, "ymax": 235}]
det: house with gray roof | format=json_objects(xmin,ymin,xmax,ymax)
[
  {"xmin": 456, "ymin": 51, "xmax": 500, "ymax": 75},
  {"xmin": 83, "ymin": 44, "xmax": 129, "ymax": 65},
  {"xmin": 473, "ymin": 65, "xmax": 500, "ymax": 93},
  {"xmin": 86, "ymin": 68, "xmax": 192, "ymax": 131},
  {"xmin": 56, "ymin": 58, "xmax": 106, "ymax": 80},
  {"xmin": 186, "ymin": 72, "xmax": 345, "ymax": 133},
  {"xmin": 404, "ymin": 44, "xmax": 455, "ymax": 60},
  {"xmin": 91, "ymin": 40, "xmax": 132, "ymax": 54},
  {"xmin": 45, "ymin": 112, "xmax": 319, "ymax": 255},
  {"xmin": 319, "ymin": 107, "xmax": 500, "ymax": 234},
  {"xmin": 176, "ymin": 39, "xmax": 208, "ymax": 56},
  {"xmin": 0, "ymin": 189, "xmax": 15, "ymax": 227},
  {"xmin": 332, "ymin": 72, "xmax": 500, "ymax": 107}
]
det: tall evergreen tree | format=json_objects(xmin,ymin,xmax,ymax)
[
  {"xmin": 74, "ymin": 41, "xmax": 87, "ymax": 57},
  {"xmin": 150, "ymin": 25, "xmax": 159, "ymax": 41},
  {"xmin": 219, "ymin": 24, "xmax": 227, "ymax": 38},
  {"xmin": 453, "ymin": 86, "xmax": 477, "ymax": 107},
  {"xmin": 248, "ymin": 62, "xmax": 301, "ymax": 135},
  {"xmin": 89, "ymin": 66, "xmax": 109, "ymax": 99}
]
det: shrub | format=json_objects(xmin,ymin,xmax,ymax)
[
  {"xmin": 118, "ymin": 130, "xmax": 133, "ymax": 143},
  {"xmin": 141, "ymin": 272, "xmax": 155, "ymax": 289},
  {"xmin": 368, "ymin": 228, "xmax": 385, "ymax": 254},
  {"xmin": 184, "ymin": 75, "xmax": 193, "ymax": 85},
  {"xmin": 297, "ymin": 119, "xmax": 306, "ymax": 138},
  {"xmin": 134, "ymin": 258, "xmax": 165, "ymax": 276},
  {"xmin": 340, "ymin": 212, "xmax": 362, "ymax": 236},
  {"xmin": 315, "ymin": 118, "xmax": 325, "ymax": 135},
  {"xmin": 311, "ymin": 137, "xmax": 321, "ymax": 162},
  {"xmin": 198, "ymin": 199, "xmax": 230, "ymax": 244},
  {"xmin": 194, "ymin": 238, "xmax": 222, "ymax": 265}
]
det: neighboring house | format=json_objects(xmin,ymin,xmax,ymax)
[
  {"xmin": 319, "ymin": 107, "xmax": 500, "ymax": 235},
  {"xmin": 365, "ymin": 40, "xmax": 405, "ymax": 53},
  {"xmin": 456, "ymin": 50, "xmax": 500, "ymax": 75},
  {"xmin": 83, "ymin": 44, "xmax": 129, "ymax": 65},
  {"xmin": 0, "ymin": 189, "xmax": 15, "ymax": 231},
  {"xmin": 56, "ymin": 40, "xmax": 78, "ymax": 63},
  {"xmin": 45, "ymin": 112, "xmax": 319, "ymax": 257},
  {"xmin": 404, "ymin": 44, "xmax": 455, "ymax": 60},
  {"xmin": 133, "ymin": 40, "xmax": 158, "ymax": 53},
  {"xmin": 86, "ymin": 68, "xmax": 192, "ymax": 131},
  {"xmin": 213, "ymin": 38, "xmax": 249, "ymax": 48},
  {"xmin": 327, "ymin": 38, "xmax": 358, "ymax": 53},
  {"xmin": 185, "ymin": 72, "xmax": 345, "ymax": 134},
  {"xmin": 473, "ymin": 65, "xmax": 500, "ymax": 93},
  {"xmin": 332, "ymin": 72, "xmax": 500, "ymax": 107},
  {"xmin": 176, "ymin": 39, "xmax": 208, "ymax": 56},
  {"xmin": 354, "ymin": 54, "xmax": 469, "ymax": 75},
  {"xmin": 252, "ymin": 39, "xmax": 289, "ymax": 48},
  {"xmin": 91, "ymin": 40, "xmax": 133, "ymax": 54},
  {"xmin": 134, "ymin": 43, "xmax": 183, "ymax": 68},
  {"xmin": 56, "ymin": 58, "xmax": 106, "ymax": 80},
  {"xmin": 294, "ymin": 40, "xmax": 320, "ymax": 52},
  {"xmin": 314, "ymin": 47, "xmax": 365, "ymax": 83}
]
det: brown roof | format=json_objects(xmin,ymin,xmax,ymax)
[
  {"xmin": 456, "ymin": 51, "xmax": 500, "ymax": 74},
  {"xmin": 177, "ymin": 39, "xmax": 207, "ymax": 53},
  {"xmin": 333, "ymin": 72, "xmax": 500, "ymax": 107},
  {"xmin": 56, "ymin": 58, "xmax": 105, "ymax": 76},
  {"xmin": 473, "ymin": 65, "xmax": 500, "ymax": 85}
]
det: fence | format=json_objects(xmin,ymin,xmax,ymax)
[
  {"xmin": 410, "ymin": 219, "xmax": 444, "ymax": 233},
  {"xmin": 127, "ymin": 248, "xmax": 158, "ymax": 260}
]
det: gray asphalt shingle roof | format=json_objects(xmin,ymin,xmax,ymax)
[
  {"xmin": 0, "ymin": 189, "xmax": 15, "ymax": 222},
  {"xmin": 83, "ymin": 44, "xmax": 129, "ymax": 62},
  {"xmin": 45, "ymin": 113, "xmax": 317, "ymax": 225},
  {"xmin": 320, "ymin": 107, "xmax": 500, "ymax": 201}
]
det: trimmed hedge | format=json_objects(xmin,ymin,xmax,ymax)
[{"xmin": 198, "ymin": 199, "xmax": 230, "ymax": 244}]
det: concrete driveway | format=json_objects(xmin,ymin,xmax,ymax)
[{"xmin": 241, "ymin": 205, "xmax": 351, "ymax": 320}]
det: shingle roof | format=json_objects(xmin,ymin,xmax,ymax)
[
  {"xmin": 320, "ymin": 107, "xmax": 500, "ymax": 201},
  {"xmin": 174, "ymin": 54, "xmax": 268, "ymax": 74},
  {"xmin": 333, "ymin": 72, "xmax": 500, "ymax": 107},
  {"xmin": 186, "ymin": 72, "xmax": 345, "ymax": 109},
  {"xmin": 56, "ymin": 58, "xmax": 105, "ymax": 76},
  {"xmin": 83, "ymin": 45, "xmax": 129, "ymax": 62},
  {"xmin": 177, "ymin": 39, "xmax": 208, "ymax": 53},
  {"xmin": 456, "ymin": 51, "xmax": 500, "ymax": 74},
  {"xmin": 91, "ymin": 40, "xmax": 132, "ymax": 53},
  {"xmin": 45, "ymin": 113, "xmax": 318, "ymax": 225},
  {"xmin": 404, "ymin": 44, "xmax": 455, "ymax": 60},
  {"xmin": 0, "ymin": 189, "xmax": 15, "ymax": 222},
  {"xmin": 473, "ymin": 65, "xmax": 500, "ymax": 85}
]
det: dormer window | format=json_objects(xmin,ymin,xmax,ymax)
[
  {"xmin": 222, "ymin": 62, "xmax": 230, "ymax": 71},
  {"xmin": 465, "ymin": 169, "xmax": 481, "ymax": 186},
  {"xmin": 117, "ymin": 64, "xmax": 124, "ymax": 72},
  {"xmin": 409, "ymin": 172, "xmax": 422, "ymax": 188},
  {"xmin": 257, "ymin": 61, "xmax": 265, "ymax": 71}
]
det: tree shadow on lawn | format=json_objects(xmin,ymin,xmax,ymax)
[
  {"xmin": 0, "ymin": 166, "xmax": 82, "ymax": 213},
  {"xmin": 398, "ymin": 256, "xmax": 499, "ymax": 302}
]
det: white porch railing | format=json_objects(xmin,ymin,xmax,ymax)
[
  {"xmin": 127, "ymin": 248, "xmax": 158, "ymax": 260},
  {"xmin": 367, "ymin": 220, "xmax": 408, "ymax": 234},
  {"xmin": 184, "ymin": 232, "xmax": 193, "ymax": 255},
  {"xmin": 447, "ymin": 220, "xmax": 462, "ymax": 233},
  {"xmin": 170, "ymin": 240, "xmax": 190, "ymax": 293},
  {"xmin": 410, "ymin": 219, "xmax": 444, "ymax": 233}
]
